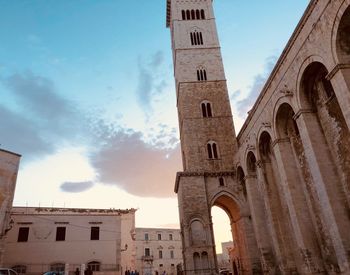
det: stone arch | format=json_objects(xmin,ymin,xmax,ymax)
[
  {"xmin": 296, "ymin": 56, "xmax": 325, "ymax": 108},
  {"xmin": 333, "ymin": 1, "xmax": 350, "ymax": 64},
  {"xmin": 189, "ymin": 218, "xmax": 207, "ymax": 246},
  {"xmin": 210, "ymin": 192, "xmax": 260, "ymax": 273},
  {"xmin": 297, "ymin": 61, "xmax": 350, "ymax": 264},
  {"xmin": 236, "ymin": 166, "xmax": 247, "ymax": 200},
  {"xmin": 246, "ymin": 151, "xmax": 257, "ymax": 176}
]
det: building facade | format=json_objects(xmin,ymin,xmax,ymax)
[
  {"xmin": 3, "ymin": 207, "xmax": 137, "ymax": 275},
  {"xmin": 134, "ymin": 228, "xmax": 182, "ymax": 275},
  {"xmin": 0, "ymin": 149, "xmax": 21, "ymax": 266},
  {"xmin": 166, "ymin": 0, "xmax": 350, "ymax": 274}
]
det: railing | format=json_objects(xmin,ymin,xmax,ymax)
[{"xmin": 141, "ymin": 256, "xmax": 153, "ymax": 262}]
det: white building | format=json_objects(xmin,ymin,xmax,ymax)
[
  {"xmin": 134, "ymin": 228, "xmax": 182, "ymax": 275},
  {"xmin": 3, "ymin": 207, "xmax": 137, "ymax": 275}
]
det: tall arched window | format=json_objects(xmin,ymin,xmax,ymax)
[
  {"xmin": 182, "ymin": 10, "xmax": 186, "ymax": 20},
  {"xmin": 207, "ymin": 141, "xmax": 218, "ymax": 159},
  {"xmin": 201, "ymin": 101, "xmax": 212, "ymax": 118},
  {"xmin": 197, "ymin": 68, "xmax": 207, "ymax": 81},
  {"xmin": 191, "ymin": 10, "xmax": 195, "ymax": 20},
  {"xmin": 196, "ymin": 10, "xmax": 200, "ymax": 20},
  {"xmin": 186, "ymin": 10, "xmax": 191, "ymax": 20},
  {"xmin": 201, "ymin": 9, "xmax": 205, "ymax": 19}
]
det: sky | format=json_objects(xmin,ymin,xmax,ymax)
[{"xmin": 0, "ymin": 0, "xmax": 309, "ymax": 253}]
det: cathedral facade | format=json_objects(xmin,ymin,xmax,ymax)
[{"xmin": 166, "ymin": 0, "xmax": 350, "ymax": 274}]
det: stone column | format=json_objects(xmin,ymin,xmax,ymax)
[
  {"xmin": 294, "ymin": 109, "xmax": 350, "ymax": 272},
  {"xmin": 328, "ymin": 64, "xmax": 350, "ymax": 129},
  {"xmin": 272, "ymin": 138, "xmax": 321, "ymax": 273},
  {"xmin": 255, "ymin": 163, "xmax": 283, "ymax": 269},
  {"xmin": 244, "ymin": 175, "xmax": 273, "ymax": 273}
]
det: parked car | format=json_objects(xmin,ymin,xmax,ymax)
[{"xmin": 0, "ymin": 268, "xmax": 18, "ymax": 275}]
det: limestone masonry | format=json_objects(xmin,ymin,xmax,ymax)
[{"xmin": 166, "ymin": 0, "xmax": 350, "ymax": 274}]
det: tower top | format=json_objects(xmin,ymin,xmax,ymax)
[{"xmin": 166, "ymin": 0, "xmax": 213, "ymax": 27}]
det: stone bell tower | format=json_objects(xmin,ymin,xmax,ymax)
[{"xmin": 166, "ymin": 0, "xmax": 240, "ymax": 274}]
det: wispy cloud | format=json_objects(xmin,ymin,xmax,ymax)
[
  {"xmin": 135, "ymin": 51, "xmax": 168, "ymax": 117},
  {"xmin": 235, "ymin": 56, "xmax": 277, "ymax": 118},
  {"xmin": 0, "ymin": 71, "xmax": 86, "ymax": 160}
]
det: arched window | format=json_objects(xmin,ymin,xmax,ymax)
[
  {"xmin": 186, "ymin": 10, "xmax": 191, "ymax": 20},
  {"xmin": 191, "ymin": 10, "xmax": 195, "ymax": 20},
  {"xmin": 196, "ymin": 10, "xmax": 200, "ymax": 20},
  {"xmin": 219, "ymin": 177, "xmax": 225, "ymax": 186},
  {"xmin": 190, "ymin": 31, "xmax": 203, "ymax": 46},
  {"xmin": 201, "ymin": 9, "xmax": 205, "ymax": 19},
  {"xmin": 201, "ymin": 101, "xmax": 212, "ymax": 118},
  {"xmin": 12, "ymin": 265, "xmax": 26, "ymax": 274},
  {"xmin": 207, "ymin": 141, "xmax": 218, "ymax": 159},
  {"xmin": 197, "ymin": 68, "xmax": 207, "ymax": 81},
  {"xmin": 87, "ymin": 261, "xmax": 101, "ymax": 272},
  {"xmin": 182, "ymin": 10, "xmax": 186, "ymax": 20}
]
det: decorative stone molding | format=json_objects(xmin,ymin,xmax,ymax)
[
  {"xmin": 293, "ymin": 109, "xmax": 314, "ymax": 120},
  {"xmin": 244, "ymin": 175, "xmax": 257, "ymax": 181},
  {"xmin": 272, "ymin": 137, "xmax": 291, "ymax": 148},
  {"xmin": 175, "ymin": 171, "xmax": 236, "ymax": 192},
  {"xmin": 246, "ymin": 144, "xmax": 255, "ymax": 151},
  {"xmin": 280, "ymin": 86, "xmax": 294, "ymax": 97},
  {"xmin": 262, "ymin": 122, "xmax": 272, "ymax": 128},
  {"xmin": 326, "ymin": 63, "xmax": 350, "ymax": 80}
]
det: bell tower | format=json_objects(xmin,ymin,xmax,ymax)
[{"xmin": 166, "ymin": 0, "xmax": 242, "ymax": 274}]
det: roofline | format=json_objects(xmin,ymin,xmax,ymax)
[
  {"xmin": 237, "ymin": 0, "xmax": 318, "ymax": 140},
  {"xmin": 12, "ymin": 206, "xmax": 137, "ymax": 214},
  {"xmin": 0, "ymin": 148, "xmax": 21, "ymax": 157}
]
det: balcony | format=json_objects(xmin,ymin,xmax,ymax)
[{"xmin": 141, "ymin": 255, "xmax": 154, "ymax": 262}]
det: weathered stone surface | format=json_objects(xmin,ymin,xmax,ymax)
[{"xmin": 167, "ymin": 0, "xmax": 350, "ymax": 274}]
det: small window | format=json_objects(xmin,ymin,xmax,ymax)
[
  {"xmin": 12, "ymin": 265, "xmax": 26, "ymax": 274},
  {"xmin": 219, "ymin": 177, "xmax": 225, "ymax": 186},
  {"xmin": 145, "ymin": 233, "xmax": 149, "ymax": 241},
  {"xmin": 197, "ymin": 69, "xmax": 207, "ymax": 81},
  {"xmin": 56, "ymin": 227, "xmax": 66, "ymax": 241},
  {"xmin": 87, "ymin": 261, "xmax": 100, "ymax": 272},
  {"xmin": 196, "ymin": 10, "xmax": 200, "ymax": 20},
  {"xmin": 207, "ymin": 141, "xmax": 218, "ymax": 159},
  {"xmin": 145, "ymin": 248, "xmax": 150, "ymax": 256},
  {"xmin": 159, "ymin": 264, "xmax": 163, "ymax": 267},
  {"xmin": 186, "ymin": 10, "xmax": 190, "ymax": 20},
  {"xmin": 18, "ymin": 227, "xmax": 29, "ymax": 242},
  {"xmin": 170, "ymin": 250, "xmax": 174, "ymax": 259},
  {"xmin": 90, "ymin": 226, "xmax": 100, "ymax": 240},
  {"xmin": 50, "ymin": 263, "xmax": 65, "ymax": 272},
  {"xmin": 201, "ymin": 102, "xmax": 212, "ymax": 118},
  {"xmin": 191, "ymin": 10, "xmax": 195, "ymax": 20},
  {"xmin": 171, "ymin": 264, "xmax": 175, "ymax": 267},
  {"xmin": 159, "ymin": 250, "xmax": 163, "ymax": 259},
  {"xmin": 158, "ymin": 233, "xmax": 162, "ymax": 240},
  {"xmin": 201, "ymin": 9, "xmax": 205, "ymax": 19},
  {"xmin": 169, "ymin": 234, "xmax": 173, "ymax": 240},
  {"xmin": 190, "ymin": 31, "xmax": 203, "ymax": 46},
  {"xmin": 182, "ymin": 10, "xmax": 186, "ymax": 20}
]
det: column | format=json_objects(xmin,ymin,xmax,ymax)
[{"xmin": 294, "ymin": 110, "xmax": 350, "ymax": 272}]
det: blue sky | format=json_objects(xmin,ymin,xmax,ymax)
[{"xmin": 0, "ymin": 0, "xmax": 309, "ymax": 249}]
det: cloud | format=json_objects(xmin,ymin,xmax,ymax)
[
  {"xmin": 235, "ymin": 56, "xmax": 277, "ymax": 118},
  {"xmin": 90, "ymin": 125, "xmax": 182, "ymax": 198},
  {"xmin": 0, "ymin": 71, "xmax": 87, "ymax": 160},
  {"xmin": 0, "ymin": 106, "xmax": 52, "ymax": 157},
  {"xmin": 60, "ymin": 181, "xmax": 95, "ymax": 193},
  {"xmin": 135, "ymin": 51, "xmax": 168, "ymax": 116}
]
